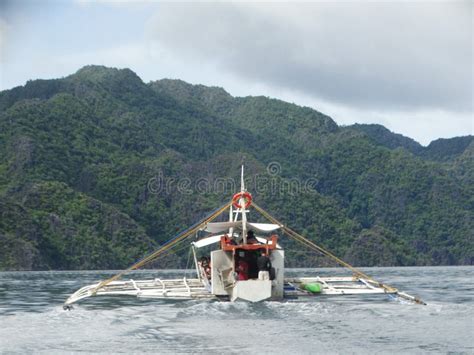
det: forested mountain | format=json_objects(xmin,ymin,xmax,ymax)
[
  {"xmin": 0, "ymin": 65, "xmax": 472, "ymax": 270},
  {"xmin": 350, "ymin": 123, "xmax": 473, "ymax": 162}
]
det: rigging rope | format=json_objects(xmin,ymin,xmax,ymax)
[
  {"xmin": 252, "ymin": 202, "xmax": 426, "ymax": 305},
  {"xmin": 91, "ymin": 201, "xmax": 231, "ymax": 294},
  {"xmin": 253, "ymin": 203, "xmax": 394, "ymax": 287}
]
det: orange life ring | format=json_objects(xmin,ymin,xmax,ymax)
[{"xmin": 232, "ymin": 192, "xmax": 252, "ymax": 209}]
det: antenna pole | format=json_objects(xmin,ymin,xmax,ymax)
[
  {"xmin": 229, "ymin": 204, "xmax": 234, "ymax": 236},
  {"xmin": 241, "ymin": 164, "xmax": 247, "ymax": 244}
]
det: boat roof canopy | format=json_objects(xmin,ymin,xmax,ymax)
[
  {"xmin": 202, "ymin": 221, "xmax": 280, "ymax": 234},
  {"xmin": 192, "ymin": 235, "xmax": 278, "ymax": 249}
]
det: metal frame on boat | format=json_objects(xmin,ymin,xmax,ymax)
[{"xmin": 64, "ymin": 166, "xmax": 425, "ymax": 308}]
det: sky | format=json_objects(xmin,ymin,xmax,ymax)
[{"xmin": 0, "ymin": 0, "xmax": 472, "ymax": 145}]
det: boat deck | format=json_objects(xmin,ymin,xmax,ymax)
[
  {"xmin": 64, "ymin": 275, "xmax": 399, "ymax": 307},
  {"xmin": 284, "ymin": 276, "xmax": 396, "ymax": 296},
  {"xmin": 64, "ymin": 278, "xmax": 215, "ymax": 307}
]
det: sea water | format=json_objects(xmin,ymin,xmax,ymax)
[{"xmin": 0, "ymin": 266, "xmax": 472, "ymax": 354}]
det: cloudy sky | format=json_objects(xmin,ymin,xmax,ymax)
[{"xmin": 0, "ymin": 0, "xmax": 472, "ymax": 145}]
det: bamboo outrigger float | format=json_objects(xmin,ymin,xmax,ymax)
[{"xmin": 64, "ymin": 166, "xmax": 425, "ymax": 308}]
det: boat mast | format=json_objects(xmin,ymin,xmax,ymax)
[
  {"xmin": 241, "ymin": 165, "xmax": 248, "ymax": 244},
  {"xmin": 228, "ymin": 203, "xmax": 234, "ymax": 237}
]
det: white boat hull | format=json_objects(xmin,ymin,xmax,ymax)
[{"xmin": 230, "ymin": 279, "xmax": 272, "ymax": 302}]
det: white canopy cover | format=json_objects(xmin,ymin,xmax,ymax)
[
  {"xmin": 202, "ymin": 221, "xmax": 280, "ymax": 234},
  {"xmin": 192, "ymin": 235, "xmax": 276, "ymax": 249}
]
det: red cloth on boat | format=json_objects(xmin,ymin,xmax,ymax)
[{"xmin": 237, "ymin": 260, "xmax": 249, "ymax": 280}]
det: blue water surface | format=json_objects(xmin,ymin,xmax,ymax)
[{"xmin": 0, "ymin": 266, "xmax": 472, "ymax": 354}]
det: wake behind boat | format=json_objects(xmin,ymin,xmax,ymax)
[{"xmin": 64, "ymin": 166, "xmax": 425, "ymax": 308}]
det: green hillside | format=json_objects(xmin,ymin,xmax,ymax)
[{"xmin": 0, "ymin": 65, "xmax": 472, "ymax": 270}]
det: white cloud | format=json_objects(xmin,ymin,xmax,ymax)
[
  {"xmin": 147, "ymin": 2, "xmax": 472, "ymax": 113},
  {"xmin": 73, "ymin": 0, "xmax": 153, "ymax": 6},
  {"xmin": 0, "ymin": 17, "xmax": 10, "ymax": 88},
  {"xmin": 217, "ymin": 79, "xmax": 473, "ymax": 146},
  {"xmin": 0, "ymin": 18, "xmax": 8, "ymax": 62},
  {"xmin": 1, "ymin": 1, "xmax": 471, "ymax": 145}
]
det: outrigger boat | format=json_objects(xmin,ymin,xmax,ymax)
[{"xmin": 64, "ymin": 167, "xmax": 425, "ymax": 308}]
